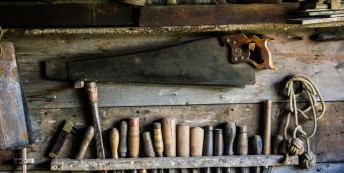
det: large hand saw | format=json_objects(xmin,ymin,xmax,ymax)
[{"xmin": 46, "ymin": 35, "xmax": 276, "ymax": 87}]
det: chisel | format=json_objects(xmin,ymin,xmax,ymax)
[
  {"xmin": 203, "ymin": 126, "xmax": 214, "ymax": 173},
  {"xmin": 224, "ymin": 121, "xmax": 236, "ymax": 173},
  {"xmin": 119, "ymin": 121, "xmax": 128, "ymax": 173},
  {"xmin": 75, "ymin": 126, "xmax": 95, "ymax": 159},
  {"xmin": 85, "ymin": 82, "xmax": 105, "ymax": 159},
  {"xmin": 129, "ymin": 118, "xmax": 140, "ymax": 173},
  {"xmin": 214, "ymin": 129, "xmax": 224, "ymax": 173},
  {"xmin": 262, "ymin": 100, "xmax": 272, "ymax": 173},
  {"xmin": 143, "ymin": 132, "xmax": 157, "ymax": 173},
  {"xmin": 161, "ymin": 118, "xmax": 176, "ymax": 173},
  {"xmin": 190, "ymin": 127, "xmax": 204, "ymax": 173},
  {"xmin": 177, "ymin": 125, "xmax": 190, "ymax": 173},
  {"xmin": 252, "ymin": 135, "xmax": 262, "ymax": 173},
  {"xmin": 237, "ymin": 125, "xmax": 248, "ymax": 173},
  {"xmin": 153, "ymin": 123, "xmax": 164, "ymax": 173}
]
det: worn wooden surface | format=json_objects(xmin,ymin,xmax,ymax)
[
  {"xmin": 139, "ymin": 4, "xmax": 300, "ymax": 26},
  {"xmin": 287, "ymin": 17, "xmax": 344, "ymax": 24},
  {"xmin": 0, "ymin": 28, "xmax": 343, "ymax": 172},
  {"xmin": 0, "ymin": 1, "xmax": 133, "ymax": 27},
  {"xmin": 1, "ymin": 28, "xmax": 344, "ymax": 108}
]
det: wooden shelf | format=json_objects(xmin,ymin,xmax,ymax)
[{"xmin": 51, "ymin": 155, "xmax": 298, "ymax": 171}]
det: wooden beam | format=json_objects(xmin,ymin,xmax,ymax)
[
  {"xmin": 0, "ymin": 1, "xmax": 133, "ymax": 27},
  {"xmin": 51, "ymin": 155, "xmax": 299, "ymax": 171},
  {"xmin": 139, "ymin": 3, "xmax": 300, "ymax": 26},
  {"xmin": 286, "ymin": 17, "xmax": 344, "ymax": 24}
]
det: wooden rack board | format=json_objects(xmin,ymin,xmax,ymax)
[{"xmin": 51, "ymin": 155, "xmax": 299, "ymax": 171}]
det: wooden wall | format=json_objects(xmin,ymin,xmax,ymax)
[{"xmin": 1, "ymin": 26, "xmax": 344, "ymax": 172}]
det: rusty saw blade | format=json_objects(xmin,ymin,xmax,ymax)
[
  {"xmin": 0, "ymin": 41, "xmax": 35, "ymax": 149},
  {"xmin": 46, "ymin": 37, "xmax": 255, "ymax": 87}
]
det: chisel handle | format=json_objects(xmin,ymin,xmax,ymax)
[
  {"xmin": 129, "ymin": 118, "xmax": 140, "ymax": 158},
  {"xmin": 75, "ymin": 126, "xmax": 94, "ymax": 159},
  {"xmin": 203, "ymin": 126, "xmax": 214, "ymax": 173},
  {"xmin": 162, "ymin": 118, "xmax": 176, "ymax": 173},
  {"xmin": 214, "ymin": 129, "xmax": 224, "ymax": 173},
  {"xmin": 237, "ymin": 125, "xmax": 248, "ymax": 173},
  {"xmin": 253, "ymin": 135, "xmax": 262, "ymax": 173},
  {"xmin": 224, "ymin": 121, "xmax": 236, "ymax": 173},
  {"xmin": 143, "ymin": 132, "xmax": 156, "ymax": 173},
  {"xmin": 191, "ymin": 127, "xmax": 204, "ymax": 173},
  {"xmin": 153, "ymin": 123, "xmax": 164, "ymax": 173},
  {"xmin": 110, "ymin": 128, "xmax": 119, "ymax": 159},
  {"xmin": 119, "ymin": 121, "xmax": 128, "ymax": 158},
  {"xmin": 177, "ymin": 125, "xmax": 190, "ymax": 173},
  {"xmin": 263, "ymin": 100, "xmax": 271, "ymax": 155}
]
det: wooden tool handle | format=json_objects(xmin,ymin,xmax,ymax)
[
  {"xmin": 161, "ymin": 118, "xmax": 176, "ymax": 157},
  {"xmin": 203, "ymin": 126, "xmax": 214, "ymax": 156},
  {"xmin": 273, "ymin": 135, "xmax": 284, "ymax": 154},
  {"xmin": 128, "ymin": 118, "xmax": 140, "ymax": 158},
  {"xmin": 224, "ymin": 121, "xmax": 236, "ymax": 156},
  {"xmin": 153, "ymin": 123, "xmax": 164, "ymax": 157},
  {"xmin": 119, "ymin": 121, "xmax": 128, "ymax": 158},
  {"xmin": 143, "ymin": 131, "xmax": 155, "ymax": 157},
  {"xmin": 49, "ymin": 121, "xmax": 73, "ymax": 158},
  {"xmin": 237, "ymin": 125, "xmax": 248, "ymax": 155},
  {"xmin": 263, "ymin": 100, "xmax": 272, "ymax": 155},
  {"xmin": 75, "ymin": 125, "xmax": 94, "ymax": 159},
  {"xmin": 110, "ymin": 128, "xmax": 120, "ymax": 159},
  {"xmin": 177, "ymin": 125, "xmax": 190, "ymax": 157},
  {"xmin": 215, "ymin": 129, "xmax": 224, "ymax": 173},
  {"xmin": 253, "ymin": 135, "xmax": 262, "ymax": 173},
  {"xmin": 190, "ymin": 127, "xmax": 204, "ymax": 157}
]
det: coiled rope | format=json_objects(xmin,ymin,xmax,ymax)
[{"xmin": 283, "ymin": 74, "xmax": 326, "ymax": 169}]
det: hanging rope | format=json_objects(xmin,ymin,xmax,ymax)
[{"xmin": 283, "ymin": 74, "xmax": 326, "ymax": 169}]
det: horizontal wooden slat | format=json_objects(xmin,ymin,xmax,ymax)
[
  {"xmin": 51, "ymin": 155, "xmax": 299, "ymax": 171},
  {"xmin": 139, "ymin": 3, "xmax": 300, "ymax": 27},
  {"xmin": 0, "ymin": 1, "xmax": 133, "ymax": 27}
]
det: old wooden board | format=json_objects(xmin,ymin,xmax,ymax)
[
  {"xmin": 287, "ymin": 17, "xmax": 344, "ymax": 24},
  {"xmin": 299, "ymin": 9, "xmax": 344, "ymax": 16},
  {"xmin": 50, "ymin": 156, "xmax": 299, "ymax": 170},
  {"xmin": 0, "ymin": 102, "xmax": 342, "ymax": 170},
  {"xmin": 0, "ymin": 1, "xmax": 133, "ymax": 27},
  {"xmin": 1, "ymin": 28, "xmax": 344, "ymax": 108},
  {"xmin": 139, "ymin": 3, "xmax": 300, "ymax": 26},
  {"xmin": 331, "ymin": 0, "xmax": 341, "ymax": 10}
]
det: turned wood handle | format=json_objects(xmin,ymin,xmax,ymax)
[
  {"xmin": 190, "ymin": 127, "xmax": 204, "ymax": 157},
  {"xmin": 143, "ymin": 131, "xmax": 155, "ymax": 157},
  {"xmin": 224, "ymin": 121, "xmax": 236, "ymax": 156},
  {"xmin": 129, "ymin": 118, "xmax": 140, "ymax": 158},
  {"xmin": 153, "ymin": 123, "xmax": 164, "ymax": 157},
  {"xmin": 110, "ymin": 128, "xmax": 119, "ymax": 159},
  {"xmin": 203, "ymin": 126, "xmax": 214, "ymax": 156},
  {"xmin": 177, "ymin": 125, "xmax": 190, "ymax": 157},
  {"xmin": 273, "ymin": 135, "xmax": 284, "ymax": 155},
  {"xmin": 161, "ymin": 118, "xmax": 176, "ymax": 157},
  {"xmin": 263, "ymin": 100, "xmax": 272, "ymax": 155},
  {"xmin": 119, "ymin": 121, "xmax": 128, "ymax": 158},
  {"xmin": 75, "ymin": 126, "xmax": 94, "ymax": 159},
  {"xmin": 237, "ymin": 125, "xmax": 248, "ymax": 155},
  {"xmin": 253, "ymin": 135, "xmax": 262, "ymax": 173},
  {"xmin": 215, "ymin": 129, "xmax": 224, "ymax": 173}
]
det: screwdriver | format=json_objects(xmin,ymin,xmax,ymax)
[
  {"xmin": 153, "ymin": 123, "xmax": 164, "ymax": 173},
  {"xmin": 214, "ymin": 129, "xmax": 224, "ymax": 173},
  {"xmin": 129, "ymin": 118, "xmax": 140, "ymax": 173},
  {"xmin": 203, "ymin": 126, "xmax": 214, "ymax": 173},
  {"xmin": 237, "ymin": 125, "xmax": 248, "ymax": 173},
  {"xmin": 177, "ymin": 125, "xmax": 190, "ymax": 173},
  {"xmin": 224, "ymin": 121, "xmax": 236, "ymax": 173},
  {"xmin": 190, "ymin": 127, "xmax": 204, "ymax": 173}
]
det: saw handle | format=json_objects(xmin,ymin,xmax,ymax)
[{"xmin": 220, "ymin": 34, "xmax": 277, "ymax": 70}]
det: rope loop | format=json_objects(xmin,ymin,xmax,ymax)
[{"xmin": 283, "ymin": 74, "xmax": 326, "ymax": 169}]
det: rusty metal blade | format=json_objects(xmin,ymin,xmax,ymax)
[{"xmin": 0, "ymin": 41, "xmax": 34, "ymax": 149}]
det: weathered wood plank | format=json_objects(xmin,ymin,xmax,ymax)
[
  {"xmin": 3, "ymin": 29, "xmax": 344, "ymax": 108},
  {"xmin": 139, "ymin": 4, "xmax": 300, "ymax": 27},
  {"xmin": 286, "ymin": 17, "xmax": 344, "ymax": 24},
  {"xmin": 0, "ymin": 1, "xmax": 133, "ymax": 27},
  {"xmin": 50, "ymin": 156, "xmax": 299, "ymax": 170}
]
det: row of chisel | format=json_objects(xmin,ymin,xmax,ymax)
[{"xmin": 76, "ymin": 116, "xmax": 283, "ymax": 173}]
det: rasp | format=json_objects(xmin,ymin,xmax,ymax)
[{"xmin": 46, "ymin": 37, "xmax": 255, "ymax": 87}]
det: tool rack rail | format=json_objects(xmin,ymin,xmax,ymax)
[{"xmin": 51, "ymin": 155, "xmax": 298, "ymax": 171}]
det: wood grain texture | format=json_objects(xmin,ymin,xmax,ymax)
[{"xmin": 331, "ymin": 0, "xmax": 341, "ymax": 10}]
